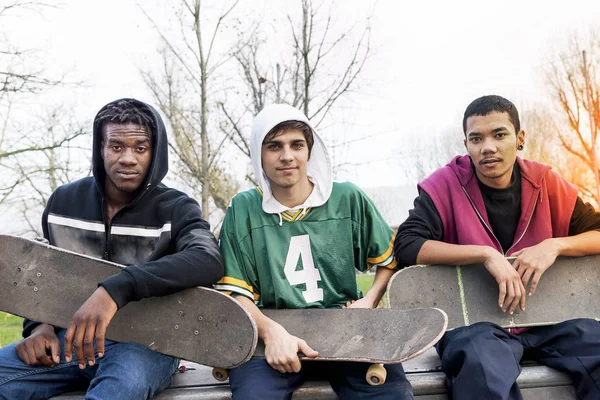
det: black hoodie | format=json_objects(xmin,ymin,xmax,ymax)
[{"xmin": 23, "ymin": 98, "xmax": 223, "ymax": 337}]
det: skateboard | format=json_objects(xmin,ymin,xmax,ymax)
[
  {"xmin": 0, "ymin": 234, "xmax": 257, "ymax": 369},
  {"xmin": 213, "ymin": 307, "xmax": 448, "ymax": 385},
  {"xmin": 387, "ymin": 256, "xmax": 600, "ymax": 330}
]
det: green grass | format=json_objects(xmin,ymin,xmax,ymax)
[
  {"xmin": 0, "ymin": 275, "xmax": 377, "ymax": 348},
  {"xmin": 356, "ymin": 274, "xmax": 374, "ymax": 295},
  {"xmin": 0, "ymin": 312, "xmax": 23, "ymax": 348}
]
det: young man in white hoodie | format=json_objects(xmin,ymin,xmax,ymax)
[{"xmin": 215, "ymin": 104, "xmax": 413, "ymax": 399}]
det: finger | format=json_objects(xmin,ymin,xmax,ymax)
[
  {"xmin": 64, "ymin": 323, "xmax": 76, "ymax": 363},
  {"xmin": 498, "ymin": 281, "xmax": 507, "ymax": 309},
  {"xmin": 35, "ymin": 339, "xmax": 54, "ymax": 367},
  {"xmin": 508, "ymin": 281, "xmax": 521, "ymax": 315},
  {"xmin": 72, "ymin": 323, "xmax": 87, "ymax": 369},
  {"xmin": 529, "ymin": 271, "xmax": 542, "ymax": 296},
  {"xmin": 519, "ymin": 280, "xmax": 527, "ymax": 311},
  {"xmin": 512, "ymin": 259, "xmax": 521, "ymax": 273},
  {"xmin": 95, "ymin": 320, "xmax": 107, "ymax": 359},
  {"xmin": 26, "ymin": 344, "xmax": 39, "ymax": 366},
  {"xmin": 15, "ymin": 344, "xmax": 30, "ymax": 365},
  {"xmin": 504, "ymin": 281, "xmax": 515, "ymax": 313},
  {"xmin": 298, "ymin": 340, "xmax": 318, "ymax": 358},
  {"xmin": 50, "ymin": 336, "xmax": 61, "ymax": 365},
  {"xmin": 84, "ymin": 322, "xmax": 97, "ymax": 366},
  {"xmin": 291, "ymin": 355, "xmax": 302, "ymax": 373},
  {"xmin": 521, "ymin": 268, "xmax": 533, "ymax": 289}
]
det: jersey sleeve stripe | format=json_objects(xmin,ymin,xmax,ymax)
[
  {"xmin": 214, "ymin": 284, "xmax": 260, "ymax": 301},
  {"xmin": 216, "ymin": 276, "xmax": 254, "ymax": 293},
  {"xmin": 367, "ymin": 234, "xmax": 396, "ymax": 264}
]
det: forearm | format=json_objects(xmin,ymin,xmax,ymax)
[
  {"xmin": 363, "ymin": 267, "xmax": 395, "ymax": 307},
  {"xmin": 416, "ymin": 240, "xmax": 495, "ymax": 265},
  {"xmin": 552, "ymin": 231, "xmax": 600, "ymax": 257},
  {"xmin": 234, "ymin": 295, "xmax": 283, "ymax": 342}
]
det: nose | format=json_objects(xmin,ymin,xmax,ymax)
[
  {"xmin": 119, "ymin": 149, "xmax": 138, "ymax": 165},
  {"xmin": 481, "ymin": 139, "xmax": 497, "ymax": 154},
  {"xmin": 280, "ymin": 145, "xmax": 294, "ymax": 161}
]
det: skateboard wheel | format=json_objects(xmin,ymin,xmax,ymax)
[
  {"xmin": 366, "ymin": 364, "xmax": 387, "ymax": 386},
  {"xmin": 212, "ymin": 367, "xmax": 229, "ymax": 381}
]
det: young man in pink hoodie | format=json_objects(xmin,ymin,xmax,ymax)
[{"xmin": 394, "ymin": 95, "xmax": 600, "ymax": 400}]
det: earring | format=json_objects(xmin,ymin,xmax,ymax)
[{"xmin": 518, "ymin": 144, "xmax": 524, "ymax": 151}]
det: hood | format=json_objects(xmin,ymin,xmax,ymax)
[
  {"xmin": 448, "ymin": 155, "xmax": 551, "ymax": 187},
  {"xmin": 250, "ymin": 104, "xmax": 333, "ymax": 214},
  {"xmin": 92, "ymin": 98, "xmax": 169, "ymax": 199}
]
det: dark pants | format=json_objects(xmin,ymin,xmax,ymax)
[
  {"xmin": 229, "ymin": 358, "xmax": 413, "ymax": 399},
  {"xmin": 436, "ymin": 318, "xmax": 600, "ymax": 400}
]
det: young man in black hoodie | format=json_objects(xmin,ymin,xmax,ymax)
[{"xmin": 0, "ymin": 98, "xmax": 223, "ymax": 399}]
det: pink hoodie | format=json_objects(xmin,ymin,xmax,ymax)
[{"xmin": 419, "ymin": 155, "xmax": 578, "ymax": 256}]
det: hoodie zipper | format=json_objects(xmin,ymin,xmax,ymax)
[
  {"xmin": 505, "ymin": 191, "xmax": 540, "ymax": 255},
  {"xmin": 101, "ymin": 183, "xmax": 153, "ymax": 260},
  {"xmin": 461, "ymin": 186, "xmax": 504, "ymax": 254}
]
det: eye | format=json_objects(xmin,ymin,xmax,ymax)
[
  {"xmin": 267, "ymin": 144, "xmax": 280, "ymax": 151},
  {"xmin": 136, "ymin": 147, "xmax": 148, "ymax": 153},
  {"xmin": 469, "ymin": 137, "xmax": 481, "ymax": 143},
  {"xmin": 292, "ymin": 142, "xmax": 305, "ymax": 149},
  {"xmin": 111, "ymin": 145, "xmax": 122, "ymax": 151},
  {"xmin": 495, "ymin": 133, "xmax": 506, "ymax": 139}
]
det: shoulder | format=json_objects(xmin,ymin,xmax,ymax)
[
  {"xmin": 52, "ymin": 177, "xmax": 95, "ymax": 196},
  {"xmin": 229, "ymin": 187, "xmax": 262, "ymax": 208},
  {"xmin": 330, "ymin": 181, "xmax": 365, "ymax": 200}
]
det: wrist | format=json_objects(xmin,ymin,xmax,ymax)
[
  {"xmin": 546, "ymin": 238, "xmax": 564, "ymax": 257},
  {"xmin": 258, "ymin": 318, "xmax": 284, "ymax": 342},
  {"xmin": 31, "ymin": 323, "xmax": 53, "ymax": 336},
  {"xmin": 478, "ymin": 246, "xmax": 496, "ymax": 263}
]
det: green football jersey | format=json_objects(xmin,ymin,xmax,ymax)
[{"xmin": 215, "ymin": 182, "xmax": 397, "ymax": 309}]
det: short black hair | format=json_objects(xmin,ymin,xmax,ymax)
[
  {"xmin": 95, "ymin": 99, "xmax": 156, "ymax": 139},
  {"xmin": 462, "ymin": 95, "xmax": 520, "ymax": 135},
  {"xmin": 263, "ymin": 120, "xmax": 314, "ymax": 154}
]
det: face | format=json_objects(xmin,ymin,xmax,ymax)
[
  {"xmin": 261, "ymin": 129, "xmax": 310, "ymax": 190},
  {"xmin": 464, "ymin": 111, "xmax": 525, "ymax": 188},
  {"xmin": 101, "ymin": 123, "xmax": 152, "ymax": 195}
]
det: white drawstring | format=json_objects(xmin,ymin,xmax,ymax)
[
  {"xmin": 300, "ymin": 207, "xmax": 308, "ymax": 217},
  {"xmin": 278, "ymin": 213, "xmax": 283, "ymax": 226}
]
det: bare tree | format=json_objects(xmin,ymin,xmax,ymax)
[
  {"xmin": 140, "ymin": 1, "xmax": 240, "ymax": 219},
  {"xmin": 1, "ymin": 107, "xmax": 90, "ymax": 235},
  {"xmin": 0, "ymin": 1, "xmax": 90, "ymax": 234},
  {"xmin": 543, "ymin": 29, "xmax": 600, "ymax": 207},
  {"xmin": 219, "ymin": 0, "xmax": 372, "ymax": 178},
  {"xmin": 402, "ymin": 129, "xmax": 465, "ymax": 182}
]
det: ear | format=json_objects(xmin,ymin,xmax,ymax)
[
  {"xmin": 517, "ymin": 130, "xmax": 525, "ymax": 148},
  {"xmin": 463, "ymin": 137, "xmax": 468, "ymax": 151},
  {"xmin": 100, "ymin": 141, "xmax": 105, "ymax": 160}
]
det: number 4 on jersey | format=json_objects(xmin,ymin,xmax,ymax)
[{"xmin": 283, "ymin": 235, "xmax": 323, "ymax": 303}]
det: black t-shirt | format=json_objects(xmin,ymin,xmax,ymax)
[
  {"xmin": 393, "ymin": 163, "xmax": 600, "ymax": 267},
  {"xmin": 478, "ymin": 162, "xmax": 521, "ymax": 253}
]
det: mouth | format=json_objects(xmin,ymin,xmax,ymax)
[
  {"xmin": 277, "ymin": 167, "xmax": 297, "ymax": 173},
  {"xmin": 116, "ymin": 171, "xmax": 139, "ymax": 180},
  {"xmin": 480, "ymin": 158, "xmax": 502, "ymax": 166}
]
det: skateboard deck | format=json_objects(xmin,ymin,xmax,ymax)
[
  {"xmin": 387, "ymin": 256, "xmax": 600, "ymax": 330},
  {"xmin": 254, "ymin": 308, "xmax": 448, "ymax": 363},
  {"xmin": 0, "ymin": 234, "xmax": 257, "ymax": 369}
]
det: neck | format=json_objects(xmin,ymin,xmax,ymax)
[
  {"xmin": 271, "ymin": 178, "xmax": 314, "ymax": 209},
  {"xmin": 104, "ymin": 178, "xmax": 136, "ymax": 209},
  {"xmin": 476, "ymin": 168, "xmax": 514, "ymax": 189}
]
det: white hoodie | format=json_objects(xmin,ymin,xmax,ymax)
[{"xmin": 250, "ymin": 104, "xmax": 333, "ymax": 217}]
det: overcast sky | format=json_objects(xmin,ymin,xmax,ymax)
[{"xmin": 4, "ymin": 0, "xmax": 600, "ymax": 189}]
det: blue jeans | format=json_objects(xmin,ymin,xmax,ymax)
[
  {"xmin": 229, "ymin": 358, "xmax": 413, "ymax": 399},
  {"xmin": 0, "ymin": 329, "xmax": 179, "ymax": 400}
]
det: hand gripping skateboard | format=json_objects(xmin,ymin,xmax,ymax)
[
  {"xmin": 387, "ymin": 256, "xmax": 600, "ymax": 330},
  {"xmin": 0, "ymin": 234, "xmax": 257, "ymax": 369},
  {"xmin": 213, "ymin": 307, "xmax": 448, "ymax": 385}
]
